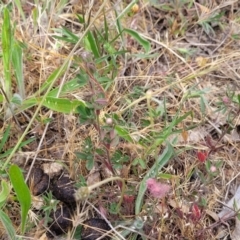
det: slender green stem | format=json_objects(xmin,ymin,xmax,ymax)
[{"xmin": 146, "ymin": 90, "xmax": 154, "ymax": 128}]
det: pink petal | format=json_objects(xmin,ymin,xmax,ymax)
[
  {"xmin": 210, "ymin": 165, "xmax": 217, "ymax": 172},
  {"xmin": 146, "ymin": 178, "xmax": 171, "ymax": 198}
]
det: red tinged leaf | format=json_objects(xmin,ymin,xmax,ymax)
[
  {"xmin": 123, "ymin": 195, "xmax": 135, "ymax": 215},
  {"xmin": 190, "ymin": 203, "xmax": 202, "ymax": 222},
  {"xmin": 123, "ymin": 195, "xmax": 135, "ymax": 204},
  {"xmin": 197, "ymin": 151, "xmax": 207, "ymax": 163}
]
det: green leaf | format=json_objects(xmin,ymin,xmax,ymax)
[
  {"xmin": 138, "ymin": 159, "xmax": 146, "ymax": 169},
  {"xmin": 0, "ymin": 180, "xmax": 11, "ymax": 208},
  {"xmin": 43, "ymin": 97, "xmax": 85, "ymax": 113},
  {"xmin": 0, "ymin": 209, "xmax": 16, "ymax": 240},
  {"xmin": 124, "ymin": 28, "xmax": 150, "ymax": 52},
  {"xmin": 23, "ymin": 97, "xmax": 86, "ymax": 114},
  {"xmin": 11, "ymin": 93, "xmax": 23, "ymax": 105},
  {"xmin": 75, "ymin": 152, "xmax": 94, "ymax": 170},
  {"xmin": 9, "ymin": 165, "xmax": 31, "ymax": 234},
  {"xmin": 86, "ymin": 156, "xmax": 94, "ymax": 170},
  {"xmin": 135, "ymin": 144, "xmax": 173, "ymax": 214},
  {"xmin": 132, "ymin": 158, "xmax": 146, "ymax": 169},
  {"xmin": 76, "ymin": 105, "xmax": 95, "ymax": 123},
  {"xmin": 75, "ymin": 152, "xmax": 88, "ymax": 160},
  {"xmin": 114, "ymin": 125, "xmax": 133, "ymax": 143}
]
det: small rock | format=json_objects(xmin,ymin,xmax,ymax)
[{"xmin": 43, "ymin": 162, "xmax": 63, "ymax": 178}]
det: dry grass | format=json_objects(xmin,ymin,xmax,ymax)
[{"xmin": 1, "ymin": 0, "xmax": 240, "ymax": 239}]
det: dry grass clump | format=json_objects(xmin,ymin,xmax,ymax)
[{"xmin": 1, "ymin": 0, "xmax": 240, "ymax": 239}]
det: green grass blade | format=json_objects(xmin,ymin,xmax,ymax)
[
  {"xmin": 114, "ymin": 9, "xmax": 124, "ymax": 42},
  {"xmin": 103, "ymin": 11, "xmax": 109, "ymax": 42},
  {"xmin": 147, "ymin": 111, "xmax": 192, "ymax": 154},
  {"xmin": 0, "ymin": 180, "xmax": 10, "ymax": 208},
  {"xmin": 0, "ymin": 125, "xmax": 10, "ymax": 151},
  {"xmin": 124, "ymin": 28, "xmax": 151, "ymax": 52},
  {"xmin": 61, "ymin": 26, "xmax": 79, "ymax": 43},
  {"xmin": 13, "ymin": 0, "xmax": 26, "ymax": 20},
  {"xmin": 12, "ymin": 40, "xmax": 25, "ymax": 99},
  {"xmin": 0, "ymin": 209, "xmax": 16, "ymax": 240},
  {"xmin": 167, "ymin": 111, "xmax": 192, "ymax": 133},
  {"xmin": 32, "ymin": 8, "xmax": 38, "ymax": 32},
  {"xmin": 116, "ymin": 0, "xmax": 139, "ymax": 20},
  {"xmin": 2, "ymin": 8, "xmax": 12, "ymax": 99},
  {"xmin": 9, "ymin": 165, "xmax": 31, "ymax": 234},
  {"xmin": 114, "ymin": 125, "xmax": 133, "ymax": 143},
  {"xmin": 0, "ymin": 137, "xmax": 36, "ymax": 159},
  {"xmin": 87, "ymin": 31, "xmax": 100, "ymax": 58},
  {"xmin": 47, "ymin": 77, "xmax": 87, "ymax": 97},
  {"xmin": 53, "ymin": 26, "xmax": 79, "ymax": 44},
  {"xmin": 55, "ymin": 0, "xmax": 68, "ymax": 14},
  {"xmin": 36, "ymin": 67, "xmax": 66, "ymax": 96},
  {"xmin": 0, "ymin": 94, "xmax": 3, "ymax": 103},
  {"xmin": 135, "ymin": 143, "xmax": 174, "ymax": 214}
]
